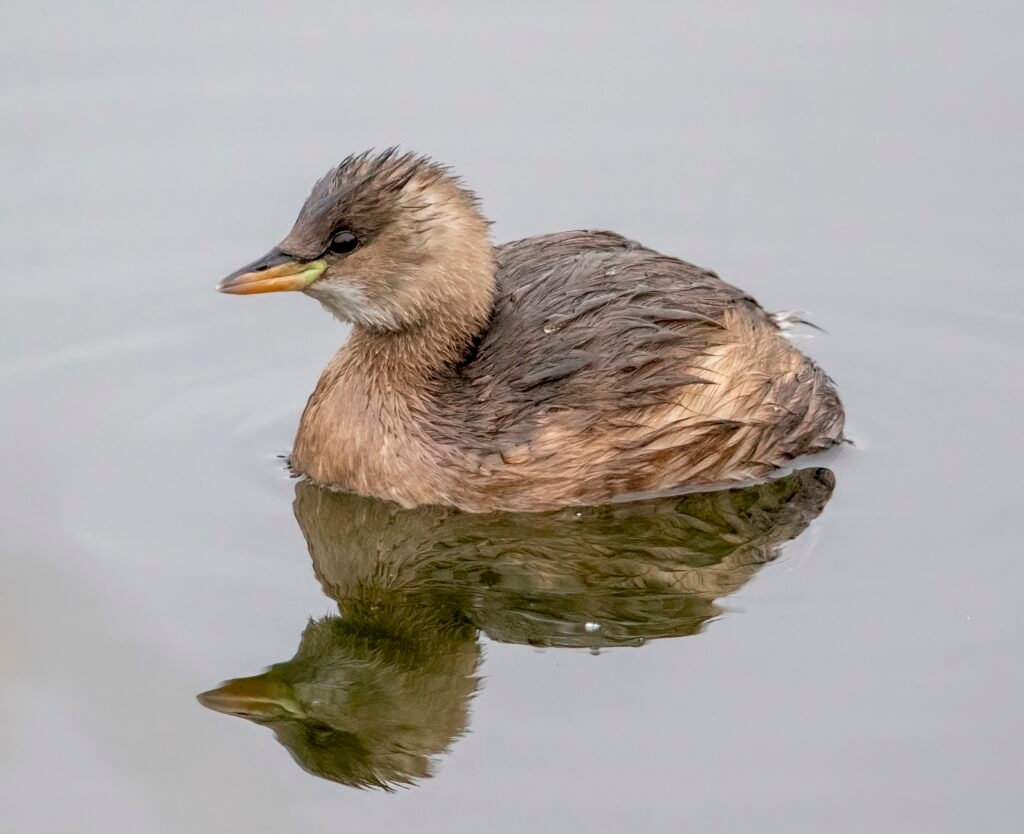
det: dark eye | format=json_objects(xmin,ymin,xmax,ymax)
[{"xmin": 328, "ymin": 229, "xmax": 359, "ymax": 255}]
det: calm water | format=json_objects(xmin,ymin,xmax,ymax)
[{"xmin": 3, "ymin": 3, "xmax": 1022, "ymax": 832}]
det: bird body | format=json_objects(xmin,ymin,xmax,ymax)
[{"xmin": 220, "ymin": 151, "xmax": 844, "ymax": 512}]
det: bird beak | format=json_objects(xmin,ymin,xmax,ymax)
[
  {"xmin": 217, "ymin": 248, "xmax": 327, "ymax": 295},
  {"xmin": 196, "ymin": 673, "xmax": 303, "ymax": 719}
]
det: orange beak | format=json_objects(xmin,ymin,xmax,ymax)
[
  {"xmin": 218, "ymin": 248, "xmax": 327, "ymax": 295},
  {"xmin": 196, "ymin": 673, "xmax": 302, "ymax": 719}
]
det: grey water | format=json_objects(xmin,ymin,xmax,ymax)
[{"xmin": 2, "ymin": 2, "xmax": 1021, "ymax": 832}]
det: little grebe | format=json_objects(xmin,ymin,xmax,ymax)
[{"xmin": 219, "ymin": 150, "xmax": 844, "ymax": 512}]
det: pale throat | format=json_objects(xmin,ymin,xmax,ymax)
[
  {"xmin": 325, "ymin": 258, "xmax": 496, "ymax": 387},
  {"xmin": 305, "ymin": 281, "xmax": 402, "ymax": 330}
]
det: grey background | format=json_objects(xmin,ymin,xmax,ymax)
[{"xmin": 2, "ymin": 1, "xmax": 1021, "ymax": 832}]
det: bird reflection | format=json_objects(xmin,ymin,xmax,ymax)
[{"xmin": 199, "ymin": 468, "xmax": 834, "ymax": 789}]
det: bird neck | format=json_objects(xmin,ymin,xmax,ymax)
[
  {"xmin": 343, "ymin": 246, "xmax": 494, "ymax": 388},
  {"xmin": 346, "ymin": 317, "xmax": 484, "ymax": 387}
]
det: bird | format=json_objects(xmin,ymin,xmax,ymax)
[
  {"xmin": 219, "ymin": 149, "xmax": 845, "ymax": 512},
  {"xmin": 197, "ymin": 467, "xmax": 834, "ymax": 788}
]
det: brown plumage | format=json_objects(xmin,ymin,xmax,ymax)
[
  {"xmin": 220, "ymin": 149, "xmax": 844, "ymax": 512},
  {"xmin": 197, "ymin": 469, "xmax": 834, "ymax": 789}
]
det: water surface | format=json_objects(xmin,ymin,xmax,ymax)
[{"xmin": 2, "ymin": 3, "xmax": 1021, "ymax": 832}]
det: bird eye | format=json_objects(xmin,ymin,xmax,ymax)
[{"xmin": 328, "ymin": 229, "xmax": 359, "ymax": 255}]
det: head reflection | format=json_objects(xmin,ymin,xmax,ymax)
[{"xmin": 199, "ymin": 468, "xmax": 834, "ymax": 789}]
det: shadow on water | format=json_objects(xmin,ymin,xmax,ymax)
[{"xmin": 198, "ymin": 468, "xmax": 835, "ymax": 789}]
